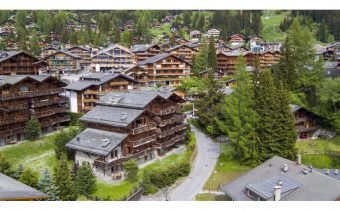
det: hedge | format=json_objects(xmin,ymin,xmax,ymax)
[{"xmin": 147, "ymin": 130, "xmax": 196, "ymax": 189}]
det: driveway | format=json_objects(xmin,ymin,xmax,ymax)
[{"xmin": 141, "ymin": 126, "xmax": 220, "ymax": 201}]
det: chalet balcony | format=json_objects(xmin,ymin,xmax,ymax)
[
  {"xmin": 130, "ymin": 122, "xmax": 157, "ymax": 135},
  {"xmin": 297, "ymin": 126, "xmax": 319, "ymax": 133},
  {"xmin": 157, "ymin": 114, "xmax": 186, "ymax": 127},
  {"xmin": 31, "ymin": 97, "xmax": 69, "ymax": 108},
  {"xmin": 40, "ymin": 115, "xmax": 71, "ymax": 128},
  {"xmin": 295, "ymin": 117, "xmax": 308, "ymax": 124},
  {"xmin": 0, "ymin": 127, "xmax": 25, "ymax": 138},
  {"xmin": 94, "ymin": 147, "xmax": 156, "ymax": 168},
  {"xmin": 129, "ymin": 134, "xmax": 158, "ymax": 148},
  {"xmin": 109, "ymin": 81, "xmax": 129, "ymax": 86},
  {"xmin": 83, "ymin": 98, "xmax": 98, "ymax": 103},
  {"xmin": 83, "ymin": 90, "xmax": 105, "ymax": 95},
  {"xmin": 0, "ymin": 115, "xmax": 29, "ymax": 125},
  {"xmin": 158, "ymin": 124, "xmax": 187, "ymax": 138},
  {"xmin": 32, "ymin": 107, "xmax": 69, "ymax": 119},
  {"xmin": 0, "ymin": 88, "xmax": 64, "ymax": 101},
  {"xmin": 0, "ymin": 103, "xmax": 28, "ymax": 112},
  {"xmin": 158, "ymin": 134, "xmax": 186, "ymax": 149}
]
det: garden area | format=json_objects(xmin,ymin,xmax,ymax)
[{"xmin": 295, "ymin": 138, "xmax": 340, "ymax": 169}]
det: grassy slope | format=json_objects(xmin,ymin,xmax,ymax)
[
  {"xmin": 261, "ymin": 10, "xmax": 289, "ymax": 42},
  {"xmin": 196, "ymin": 193, "xmax": 231, "ymax": 201}
]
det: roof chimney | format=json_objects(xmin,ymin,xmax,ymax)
[
  {"xmin": 283, "ymin": 164, "xmax": 288, "ymax": 172},
  {"xmin": 335, "ymin": 169, "xmax": 338, "ymax": 175},
  {"xmin": 76, "ymin": 136, "xmax": 80, "ymax": 142},
  {"xmin": 303, "ymin": 167, "xmax": 309, "ymax": 175},
  {"xmin": 274, "ymin": 185, "xmax": 282, "ymax": 201},
  {"xmin": 325, "ymin": 169, "xmax": 330, "ymax": 175},
  {"xmin": 309, "ymin": 165, "xmax": 313, "ymax": 173},
  {"xmin": 296, "ymin": 154, "xmax": 301, "ymax": 165}
]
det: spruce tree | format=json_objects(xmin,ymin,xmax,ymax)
[
  {"xmin": 75, "ymin": 162, "xmax": 96, "ymax": 197},
  {"xmin": 54, "ymin": 153, "xmax": 78, "ymax": 201},
  {"xmin": 207, "ymin": 36, "xmax": 217, "ymax": 70},
  {"xmin": 217, "ymin": 57, "xmax": 259, "ymax": 165},
  {"xmin": 192, "ymin": 37, "xmax": 208, "ymax": 74},
  {"xmin": 38, "ymin": 169, "xmax": 60, "ymax": 201},
  {"xmin": 12, "ymin": 164, "xmax": 24, "ymax": 180},
  {"xmin": 24, "ymin": 118, "xmax": 41, "ymax": 141}
]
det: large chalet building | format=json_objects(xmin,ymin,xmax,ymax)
[
  {"xmin": 138, "ymin": 53, "xmax": 192, "ymax": 86},
  {"xmin": 228, "ymin": 34, "xmax": 246, "ymax": 46},
  {"xmin": 166, "ymin": 44, "xmax": 198, "ymax": 64},
  {"xmin": 66, "ymin": 89, "xmax": 186, "ymax": 179},
  {"xmin": 131, "ymin": 44, "xmax": 161, "ymax": 62},
  {"xmin": 65, "ymin": 73, "xmax": 138, "ymax": 113},
  {"xmin": 123, "ymin": 65, "xmax": 149, "ymax": 87},
  {"xmin": 290, "ymin": 104, "xmax": 320, "ymax": 139},
  {"xmin": 0, "ymin": 75, "xmax": 69, "ymax": 147},
  {"xmin": 0, "ymin": 51, "xmax": 46, "ymax": 75},
  {"xmin": 44, "ymin": 50, "xmax": 81, "ymax": 75},
  {"xmin": 66, "ymin": 46, "xmax": 92, "ymax": 69}
]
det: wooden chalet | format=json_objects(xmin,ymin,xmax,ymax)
[
  {"xmin": 138, "ymin": 53, "xmax": 192, "ymax": 86},
  {"xmin": 91, "ymin": 52, "xmax": 114, "ymax": 72},
  {"xmin": 216, "ymin": 51, "xmax": 253, "ymax": 75},
  {"xmin": 66, "ymin": 45, "xmax": 92, "ymax": 68},
  {"xmin": 124, "ymin": 65, "xmax": 149, "ymax": 87},
  {"xmin": 0, "ymin": 51, "xmax": 46, "ymax": 75},
  {"xmin": 207, "ymin": 29, "xmax": 220, "ymax": 38},
  {"xmin": 65, "ymin": 73, "xmax": 138, "ymax": 113},
  {"xmin": 291, "ymin": 104, "xmax": 320, "ymax": 139},
  {"xmin": 256, "ymin": 51, "xmax": 281, "ymax": 67},
  {"xmin": 0, "ymin": 173, "xmax": 48, "ymax": 201},
  {"xmin": 199, "ymin": 69, "xmax": 224, "ymax": 81},
  {"xmin": 0, "ymin": 75, "xmax": 69, "ymax": 147},
  {"xmin": 66, "ymin": 89, "xmax": 187, "ymax": 179},
  {"xmin": 44, "ymin": 50, "xmax": 81, "ymax": 75},
  {"xmin": 131, "ymin": 44, "xmax": 161, "ymax": 62},
  {"xmin": 166, "ymin": 44, "xmax": 198, "ymax": 64},
  {"xmin": 228, "ymin": 34, "xmax": 246, "ymax": 46}
]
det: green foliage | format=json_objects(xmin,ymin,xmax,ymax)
[
  {"xmin": 38, "ymin": 169, "xmax": 60, "ymax": 201},
  {"xmin": 207, "ymin": 36, "xmax": 217, "ymax": 70},
  {"xmin": 123, "ymin": 159, "xmax": 139, "ymax": 182},
  {"xmin": 24, "ymin": 118, "xmax": 41, "ymax": 141},
  {"xmin": 19, "ymin": 167, "xmax": 39, "ymax": 189},
  {"xmin": 54, "ymin": 128, "xmax": 80, "ymax": 160},
  {"xmin": 141, "ymin": 169, "xmax": 158, "ymax": 195},
  {"xmin": 54, "ymin": 153, "xmax": 78, "ymax": 201},
  {"xmin": 75, "ymin": 162, "xmax": 96, "ymax": 196},
  {"xmin": 0, "ymin": 153, "xmax": 13, "ymax": 176},
  {"xmin": 68, "ymin": 112, "xmax": 84, "ymax": 127},
  {"xmin": 12, "ymin": 164, "xmax": 24, "ymax": 180}
]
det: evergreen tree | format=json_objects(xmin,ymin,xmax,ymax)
[
  {"xmin": 54, "ymin": 153, "xmax": 78, "ymax": 201},
  {"xmin": 55, "ymin": 128, "xmax": 79, "ymax": 160},
  {"xmin": 0, "ymin": 153, "xmax": 13, "ymax": 176},
  {"xmin": 123, "ymin": 160, "xmax": 139, "ymax": 182},
  {"xmin": 19, "ymin": 168, "xmax": 39, "ymax": 189},
  {"xmin": 192, "ymin": 37, "xmax": 208, "ymax": 74},
  {"xmin": 252, "ymin": 11, "xmax": 263, "ymax": 35},
  {"xmin": 30, "ymin": 34, "xmax": 41, "ymax": 56},
  {"xmin": 217, "ymin": 57, "xmax": 259, "ymax": 165},
  {"xmin": 142, "ymin": 169, "xmax": 157, "ymax": 194},
  {"xmin": 207, "ymin": 36, "xmax": 217, "ymax": 70},
  {"xmin": 38, "ymin": 169, "xmax": 60, "ymax": 201},
  {"xmin": 12, "ymin": 164, "xmax": 24, "ymax": 180},
  {"xmin": 24, "ymin": 118, "xmax": 41, "ymax": 141},
  {"xmin": 75, "ymin": 162, "xmax": 96, "ymax": 197}
]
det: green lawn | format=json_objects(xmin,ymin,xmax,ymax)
[
  {"xmin": 296, "ymin": 139, "xmax": 340, "ymax": 154},
  {"xmin": 150, "ymin": 23, "xmax": 171, "ymax": 37},
  {"xmin": 196, "ymin": 193, "xmax": 231, "ymax": 201},
  {"xmin": 261, "ymin": 10, "xmax": 290, "ymax": 42},
  {"xmin": 93, "ymin": 180, "xmax": 135, "ymax": 200},
  {"xmin": 203, "ymin": 144, "xmax": 251, "ymax": 191},
  {"xmin": 144, "ymin": 153, "xmax": 182, "ymax": 171}
]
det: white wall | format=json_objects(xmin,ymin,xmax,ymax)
[
  {"xmin": 75, "ymin": 151, "xmax": 99, "ymax": 167},
  {"xmin": 70, "ymin": 91, "xmax": 78, "ymax": 113}
]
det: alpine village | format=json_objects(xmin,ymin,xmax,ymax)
[{"xmin": 0, "ymin": 10, "xmax": 340, "ymax": 201}]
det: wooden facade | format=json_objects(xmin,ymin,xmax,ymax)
[
  {"xmin": 291, "ymin": 105, "xmax": 320, "ymax": 139},
  {"xmin": 67, "ymin": 46, "xmax": 92, "ymax": 68},
  {"xmin": 166, "ymin": 44, "xmax": 198, "ymax": 64},
  {"xmin": 216, "ymin": 52, "xmax": 253, "ymax": 75},
  {"xmin": 229, "ymin": 34, "xmax": 246, "ymax": 46},
  {"xmin": 124, "ymin": 65, "xmax": 149, "ymax": 87},
  {"xmin": 0, "ymin": 75, "xmax": 69, "ymax": 147},
  {"xmin": 138, "ymin": 53, "xmax": 192, "ymax": 86},
  {"xmin": 0, "ymin": 51, "xmax": 45, "ymax": 75},
  {"xmin": 45, "ymin": 50, "xmax": 81, "ymax": 75},
  {"xmin": 132, "ymin": 44, "xmax": 161, "ymax": 62}
]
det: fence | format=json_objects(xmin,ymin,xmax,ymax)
[{"xmin": 300, "ymin": 149, "xmax": 340, "ymax": 157}]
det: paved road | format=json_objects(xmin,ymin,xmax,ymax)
[{"xmin": 141, "ymin": 126, "xmax": 220, "ymax": 201}]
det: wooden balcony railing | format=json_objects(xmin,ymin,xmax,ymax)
[
  {"xmin": 0, "ymin": 115, "xmax": 29, "ymax": 125},
  {"xmin": 297, "ymin": 126, "xmax": 319, "ymax": 133},
  {"xmin": 40, "ymin": 115, "xmax": 70, "ymax": 128},
  {"xmin": 158, "ymin": 123, "xmax": 187, "ymax": 139},
  {"xmin": 32, "ymin": 107, "xmax": 68, "ymax": 119},
  {"xmin": 130, "ymin": 134, "xmax": 157, "ymax": 148},
  {"xmin": 83, "ymin": 98, "xmax": 98, "ymax": 103},
  {"xmin": 131, "ymin": 122, "xmax": 157, "ymax": 135},
  {"xmin": 83, "ymin": 90, "xmax": 105, "ymax": 95},
  {"xmin": 94, "ymin": 147, "xmax": 156, "ymax": 168},
  {"xmin": 295, "ymin": 117, "xmax": 308, "ymax": 124},
  {"xmin": 0, "ymin": 88, "xmax": 64, "ymax": 101},
  {"xmin": 0, "ymin": 127, "xmax": 25, "ymax": 138},
  {"xmin": 158, "ymin": 134, "xmax": 186, "ymax": 149},
  {"xmin": 0, "ymin": 103, "xmax": 28, "ymax": 112},
  {"xmin": 31, "ymin": 97, "xmax": 69, "ymax": 108},
  {"xmin": 109, "ymin": 81, "xmax": 129, "ymax": 86}
]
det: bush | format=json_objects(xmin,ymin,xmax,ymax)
[
  {"xmin": 0, "ymin": 153, "xmax": 13, "ymax": 176},
  {"xmin": 123, "ymin": 160, "xmax": 139, "ymax": 182},
  {"xmin": 68, "ymin": 112, "xmax": 84, "ymax": 127},
  {"xmin": 19, "ymin": 168, "xmax": 39, "ymax": 189},
  {"xmin": 141, "ymin": 169, "xmax": 158, "ymax": 194},
  {"xmin": 24, "ymin": 118, "xmax": 41, "ymax": 141}
]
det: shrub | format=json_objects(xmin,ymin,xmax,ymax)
[
  {"xmin": 55, "ymin": 127, "xmax": 80, "ymax": 159},
  {"xmin": 123, "ymin": 160, "xmax": 139, "ymax": 182},
  {"xmin": 141, "ymin": 169, "xmax": 158, "ymax": 194},
  {"xmin": 19, "ymin": 168, "xmax": 39, "ymax": 189},
  {"xmin": 24, "ymin": 118, "xmax": 41, "ymax": 141},
  {"xmin": 0, "ymin": 153, "xmax": 13, "ymax": 176},
  {"xmin": 68, "ymin": 112, "xmax": 84, "ymax": 127}
]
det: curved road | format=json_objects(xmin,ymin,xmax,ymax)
[{"xmin": 141, "ymin": 126, "xmax": 220, "ymax": 201}]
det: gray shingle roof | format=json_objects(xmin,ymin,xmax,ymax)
[
  {"xmin": 64, "ymin": 80, "xmax": 95, "ymax": 91},
  {"xmin": 0, "ymin": 173, "xmax": 47, "ymax": 200},
  {"xmin": 220, "ymin": 156, "xmax": 340, "ymax": 201},
  {"xmin": 65, "ymin": 128, "xmax": 128, "ymax": 156},
  {"xmin": 137, "ymin": 53, "xmax": 172, "ymax": 65},
  {"xmin": 0, "ymin": 51, "xmax": 38, "ymax": 63},
  {"xmin": 131, "ymin": 44, "xmax": 158, "ymax": 52},
  {"xmin": 80, "ymin": 105, "xmax": 144, "ymax": 127},
  {"xmin": 323, "ymin": 62, "xmax": 340, "ymax": 69},
  {"xmin": 0, "ymin": 75, "xmax": 64, "ymax": 88},
  {"xmin": 46, "ymin": 50, "xmax": 82, "ymax": 59},
  {"xmin": 290, "ymin": 104, "xmax": 302, "ymax": 113}
]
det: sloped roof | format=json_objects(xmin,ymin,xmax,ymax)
[
  {"xmin": 323, "ymin": 62, "xmax": 340, "ymax": 69},
  {"xmin": 0, "ymin": 173, "xmax": 47, "ymax": 200},
  {"xmin": 220, "ymin": 156, "xmax": 340, "ymax": 201},
  {"xmin": 0, "ymin": 51, "xmax": 39, "ymax": 63},
  {"xmin": 166, "ymin": 44, "xmax": 198, "ymax": 52},
  {"xmin": 0, "ymin": 75, "xmax": 66, "ymax": 88},
  {"xmin": 138, "ymin": 53, "xmax": 192, "ymax": 67},
  {"xmin": 45, "ymin": 50, "xmax": 82, "ymax": 59},
  {"xmin": 66, "ymin": 128, "xmax": 128, "ymax": 156},
  {"xmin": 67, "ymin": 45, "xmax": 91, "ymax": 52},
  {"xmin": 80, "ymin": 105, "xmax": 145, "ymax": 127},
  {"xmin": 131, "ymin": 44, "xmax": 158, "ymax": 52},
  {"xmin": 290, "ymin": 104, "xmax": 303, "ymax": 113}
]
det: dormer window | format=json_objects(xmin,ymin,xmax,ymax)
[{"xmin": 18, "ymin": 85, "xmax": 29, "ymax": 92}]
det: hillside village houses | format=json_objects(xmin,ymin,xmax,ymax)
[{"xmin": 66, "ymin": 89, "xmax": 186, "ymax": 179}]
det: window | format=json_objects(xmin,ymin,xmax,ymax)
[{"xmin": 18, "ymin": 85, "xmax": 29, "ymax": 92}]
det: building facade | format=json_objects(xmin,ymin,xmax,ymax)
[
  {"xmin": 44, "ymin": 50, "xmax": 81, "ymax": 75},
  {"xmin": 131, "ymin": 44, "xmax": 161, "ymax": 62},
  {"xmin": 0, "ymin": 75, "xmax": 69, "ymax": 147},
  {"xmin": 166, "ymin": 44, "xmax": 198, "ymax": 64},
  {"xmin": 66, "ymin": 90, "xmax": 186, "ymax": 179},
  {"xmin": 291, "ymin": 104, "xmax": 320, "ymax": 139},
  {"xmin": 66, "ymin": 46, "xmax": 92, "ymax": 69}
]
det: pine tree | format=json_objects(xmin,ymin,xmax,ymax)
[
  {"xmin": 55, "ymin": 128, "xmax": 79, "ymax": 160},
  {"xmin": 19, "ymin": 168, "xmax": 39, "ymax": 189},
  {"xmin": 217, "ymin": 57, "xmax": 259, "ymax": 165},
  {"xmin": 54, "ymin": 153, "xmax": 78, "ymax": 201},
  {"xmin": 38, "ymin": 169, "xmax": 60, "ymax": 201},
  {"xmin": 207, "ymin": 36, "xmax": 217, "ymax": 70},
  {"xmin": 123, "ymin": 160, "xmax": 139, "ymax": 183},
  {"xmin": 273, "ymin": 81, "xmax": 298, "ymax": 160},
  {"xmin": 192, "ymin": 37, "xmax": 208, "ymax": 74},
  {"xmin": 24, "ymin": 118, "xmax": 41, "ymax": 141},
  {"xmin": 254, "ymin": 69, "xmax": 280, "ymax": 161},
  {"xmin": 252, "ymin": 11, "xmax": 263, "ymax": 36},
  {"xmin": 12, "ymin": 164, "xmax": 24, "ymax": 180},
  {"xmin": 75, "ymin": 162, "xmax": 96, "ymax": 197},
  {"xmin": 30, "ymin": 34, "xmax": 41, "ymax": 56}
]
